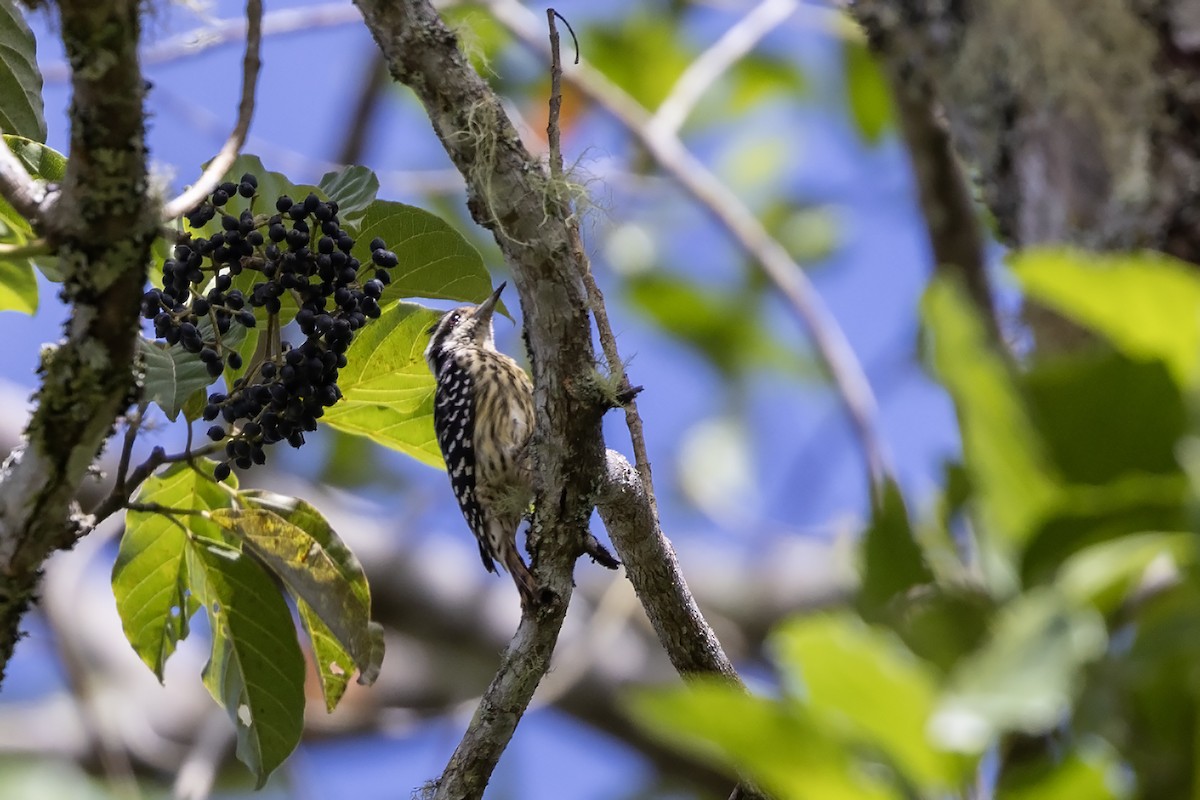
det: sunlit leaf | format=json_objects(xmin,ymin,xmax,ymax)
[
  {"xmin": 587, "ymin": 12, "xmax": 693, "ymax": 110},
  {"xmin": 1012, "ymin": 249, "xmax": 1200, "ymax": 387},
  {"xmin": 774, "ymin": 614, "xmax": 962, "ymax": 789},
  {"xmin": 1056, "ymin": 532, "xmax": 1194, "ymax": 615},
  {"xmin": 931, "ymin": 589, "xmax": 1106, "ymax": 753},
  {"xmin": 213, "ymin": 490, "xmax": 383, "ymax": 709},
  {"xmin": 322, "ymin": 301, "xmax": 443, "ymax": 467},
  {"xmin": 0, "ymin": 256, "xmax": 34, "ymax": 313},
  {"xmin": 923, "ymin": 278, "xmax": 1059, "ymax": 546},
  {"xmin": 629, "ymin": 678, "xmax": 898, "ymax": 800},
  {"xmin": 113, "ymin": 460, "xmax": 235, "ymax": 679}
]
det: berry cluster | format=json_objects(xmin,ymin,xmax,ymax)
[{"xmin": 140, "ymin": 173, "xmax": 400, "ymax": 480}]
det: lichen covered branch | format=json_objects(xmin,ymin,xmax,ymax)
[{"xmin": 0, "ymin": 0, "xmax": 157, "ymax": 680}]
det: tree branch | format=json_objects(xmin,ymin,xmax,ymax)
[
  {"xmin": 849, "ymin": 3, "xmax": 1004, "ymax": 350},
  {"xmin": 354, "ymin": 0, "xmax": 611, "ymax": 795},
  {"xmin": 0, "ymin": 136, "xmax": 49, "ymax": 223},
  {"xmin": 162, "ymin": 0, "xmax": 263, "ymax": 221},
  {"xmin": 0, "ymin": 0, "xmax": 157, "ymax": 683},
  {"xmin": 488, "ymin": 0, "xmax": 893, "ymax": 496}
]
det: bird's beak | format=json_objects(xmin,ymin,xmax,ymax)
[{"xmin": 473, "ymin": 281, "xmax": 505, "ymax": 322}]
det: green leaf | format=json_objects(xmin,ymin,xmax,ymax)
[
  {"xmin": 931, "ymin": 589, "xmax": 1106, "ymax": 753},
  {"xmin": 997, "ymin": 746, "xmax": 1127, "ymax": 800},
  {"xmin": 626, "ymin": 273, "xmax": 809, "ymax": 379},
  {"xmin": 187, "ymin": 539, "xmax": 305, "ymax": 787},
  {"xmin": 1056, "ymin": 532, "xmax": 1195, "ymax": 615},
  {"xmin": 0, "ymin": 255, "xmax": 34, "ymax": 313},
  {"xmin": 112, "ymin": 460, "xmax": 235, "ymax": 680},
  {"xmin": 858, "ymin": 480, "xmax": 933, "ymax": 619},
  {"xmin": 353, "ymin": 200, "xmax": 495, "ymax": 308},
  {"xmin": 588, "ymin": 12, "xmax": 694, "ymax": 110},
  {"xmin": 213, "ymin": 490, "xmax": 383, "ymax": 710},
  {"xmin": 628, "ymin": 678, "xmax": 899, "ymax": 800},
  {"xmin": 0, "ymin": 2, "xmax": 45, "ymax": 142},
  {"xmin": 1012, "ymin": 249, "xmax": 1200, "ymax": 387},
  {"xmin": 923, "ymin": 278, "xmax": 1059, "ymax": 546},
  {"xmin": 318, "ymin": 166, "xmax": 378, "ymax": 231},
  {"xmin": 1020, "ymin": 473, "xmax": 1188, "ymax": 585},
  {"xmin": 844, "ymin": 41, "xmax": 892, "ymax": 143},
  {"xmin": 322, "ymin": 301, "xmax": 443, "ymax": 467},
  {"xmin": 774, "ymin": 614, "xmax": 961, "ymax": 790},
  {"xmin": 1023, "ymin": 352, "xmax": 1185, "ymax": 485},
  {"xmin": 4, "ymin": 134, "xmax": 63, "ymax": 180},
  {"xmin": 138, "ymin": 337, "xmax": 217, "ymax": 421}
]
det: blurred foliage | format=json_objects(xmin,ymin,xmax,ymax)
[{"xmin": 631, "ymin": 249, "xmax": 1200, "ymax": 799}]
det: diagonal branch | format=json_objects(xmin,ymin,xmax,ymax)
[
  {"xmin": 488, "ymin": 0, "xmax": 893, "ymax": 496},
  {"xmin": 0, "ymin": 133, "xmax": 49, "ymax": 223},
  {"xmin": 650, "ymin": 0, "xmax": 798, "ymax": 139},
  {"xmin": 161, "ymin": 0, "xmax": 263, "ymax": 221},
  {"xmin": 354, "ymin": 0, "xmax": 610, "ymax": 796}
]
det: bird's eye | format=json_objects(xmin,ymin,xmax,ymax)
[{"xmin": 450, "ymin": 312, "xmax": 462, "ymax": 326}]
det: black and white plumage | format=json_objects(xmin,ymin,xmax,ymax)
[{"xmin": 424, "ymin": 282, "xmax": 539, "ymax": 606}]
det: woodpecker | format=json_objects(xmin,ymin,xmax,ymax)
[{"xmin": 425, "ymin": 282, "xmax": 539, "ymax": 607}]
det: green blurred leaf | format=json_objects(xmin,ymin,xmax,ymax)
[
  {"xmin": 626, "ymin": 273, "xmax": 808, "ymax": 379},
  {"xmin": 924, "ymin": 278, "xmax": 1059, "ymax": 546},
  {"xmin": 844, "ymin": 41, "xmax": 892, "ymax": 143},
  {"xmin": 774, "ymin": 614, "xmax": 960, "ymax": 789},
  {"xmin": 187, "ymin": 539, "xmax": 305, "ymax": 787},
  {"xmin": 322, "ymin": 301, "xmax": 443, "ymax": 467},
  {"xmin": 112, "ymin": 460, "xmax": 235, "ymax": 680},
  {"xmin": 1012, "ymin": 249, "xmax": 1200, "ymax": 387},
  {"xmin": 353, "ymin": 199, "xmax": 496, "ymax": 308},
  {"xmin": 859, "ymin": 480, "xmax": 933, "ymax": 619},
  {"xmin": 587, "ymin": 12, "xmax": 693, "ymax": 110},
  {"xmin": 215, "ymin": 490, "xmax": 383, "ymax": 709},
  {"xmin": 0, "ymin": 2, "xmax": 45, "ymax": 142},
  {"xmin": 932, "ymin": 589, "xmax": 1106, "ymax": 753},
  {"xmin": 727, "ymin": 53, "xmax": 808, "ymax": 116},
  {"xmin": 1023, "ymin": 352, "xmax": 1185, "ymax": 485},
  {"xmin": 0, "ymin": 256, "xmax": 34, "ymax": 313},
  {"xmin": 996, "ymin": 745, "xmax": 1127, "ymax": 800},
  {"xmin": 628, "ymin": 678, "xmax": 898, "ymax": 800},
  {"xmin": 318, "ymin": 165, "xmax": 378, "ymax": 231},
  {"xmin": 1021, "ymin": 473, "xmax": 1188, "ymax": 585},
  {"xmin": 1057, "ymin": 532, "xmax": 1194, "ymax": 615}
]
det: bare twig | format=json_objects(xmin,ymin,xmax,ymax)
[
  {"xmin": 161, "ymin": 0, "xmax": 264, "ymax": 221},
  {"xmin": 90, "ymin": 441, "xmax": 224, "ymax": 527},
  {"xmin": 650, "ymin": 0, "xmax": 797, "ymax": 138},
  {"xmin": 489, "ymin": 0, "xmax": 893, "ymax": 495}
]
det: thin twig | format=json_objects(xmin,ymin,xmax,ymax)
[
  {"xmin": 161, "ymin": 0, "xmax": 264, "ymax": 221},
  {"xmin": 650, "ymin": 0, "xmax": 798, "ymax": 138},
  {"xmin": 490, "ymin": 0, "xmax": 892, "ymax": 496},
  {"xmin": 90, "ymin": 441, "xmax": 224, "ymax": 526},
  {"xmin": 114, "ymin": 402, "xmax": 149, "ymax": 495},
  {"xmin": 546, "ymin": 10, "xmax": 660, "ymax": 518}
]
